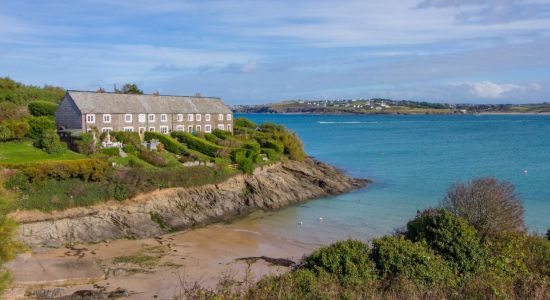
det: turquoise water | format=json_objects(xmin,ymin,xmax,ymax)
[{"xmin": 237, "ymin": 114, "xmax": 550, "ymax": 246}]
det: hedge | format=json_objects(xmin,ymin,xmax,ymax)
[
  {"xmin": 262, "ymin": 139, "xmax": 284, "ymax": 153},
  {"xmin": 204, "ymin": 133, "xmax": 220, "ymax": 144},
  {"xmin": 110, "ymin": 131, "xmax": 142, "ymax": 148},
  {"xmin": 144, "ymin": 131, "xmax": 188, "ymax": 155},
  {"xmin": 101, "ymin": 147, "xmax": 120, "ymax": 157},
  {"xmin": 0, "ymin": 158, "xmax": 108, "ymax": 182},
  {"xmin": 212, "ymin": 129, "xmax": 232, "ymax": 140},
  {"xmin": 171, "ymin": 131, "xmax": 225, "ymax": 157},
  {"xmin": 137, "ymin": 150, "xmax": 167, "ymax": 167},
  {"xmin": 28, "ymin": 101, "xmax": 58, "ymax": 116},
  {"xmin": 27, "ymin": 116, "xmax": 56, "ymax": 140},
  {"xmin": 261, "ymin": 148, "xmax": 279, "ymax": 161}
]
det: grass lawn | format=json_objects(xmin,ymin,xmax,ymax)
[{"xmin": 0, "ymin": 140, "xmax": 84, "ymax": 164}]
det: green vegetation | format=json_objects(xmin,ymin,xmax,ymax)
[
  {"xmin": 0, "ymin": 141, "xmax": 83, "ymax": 164},
  {"xmin": 28, "ymin": 101, "xmax": 58, "ymax": 117},
  {"xmin": 181, "ymin": 178, "xmax": 550, "ymax": 299}
]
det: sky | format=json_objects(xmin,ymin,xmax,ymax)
[{"xmin": 1, "ymin": 0, "xmax": 549, "ymax": 104}]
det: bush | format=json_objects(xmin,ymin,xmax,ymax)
[
  {"xmin": 280, "ymin": 131, "xmax": 306, "ymax": 161},
  {"xmin": 137, "ymin": 150, "xmax": 167, "ymax": 167},
  {"xmin": 212, "ymin": 129, "xmax": 232, "ymax": 140},
  {"xmin": 3, "ymin": 120, "xmax": 29, "ymax": 140},
  {"xmin": 238, "ymin": 157, "xmax": 255, "ymax": 174},
  {"xmin": 0, "ymin": 125, "xmax": 11, "ymax": 141},
  {"xmin": 144, "ymin": 132, "xmax": 188, "ymax": 155},
  {"xmin": 74, "ymin": 132, "xmax": 99, "ymax": 154},
  {"xmin": 28, "ymin": 101, "xmax": 58, "ymax": 116},
  {"xmin": 122, "ymin": 144, "xmax": 136, "ymax": 154},
  {"xmin": 523, "ymin": 236, "xmax": 550, "ymax": 277},
  {"xmin": 0, "ymin": 101, "xmax": 24, "ymax": 122},
  {"xmin": 110, "ymin": 131, "xmax": 142, "ymax": 148},
  {"xmin": 405, "ymin": 208, "xmax": 486, "ymax": 275},
  {"xmin": 262, "ymin": 139, "xmax": 284, "ymax": 153},
  {"xmin": 5, "ymin": 159, "xmax": 108, "ymax": 182},
  {"xmin": 101, "ymin": 147, "xmax": 120, "ymax": 157},
  {"xmin": 33, "ymin": 129, "xmax": 67, "ymax": 154},
  {"xmin": 203, "ymin": 133, "xmax": 220, "ymax": 144},
  {"xmin": 442, "ymin": 178, "xmax": 525, "ymax": 240},
  {"xmin": 261, "ymin": 148, "xmax": 279, "ymax": 161},
  {"xmin": 171, "ymin": 131, "xmax": 225, "ymax": 157},
  {"xmin": 303, "ymin": 239, "xmax": 377, "ymax": 283},
  {"xmin": 370, "ymin": 236, "xmax": 455, "ymax": 288},
  {"xmin": 234, "ymin": 117, "xmax": 256, "ymax": 129},
  {"xmin": 27, "ymin": 116, "xmax": 56, "ymax": 140}
]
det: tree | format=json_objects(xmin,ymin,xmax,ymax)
[
  {"xmin": 118, "ymin": 83, "xmax": 143, "ymax": 94},
  {"xmin": 28, "ymin": 101, "xmax": 58, "ymax": 116},
  {"xmin": 33, "ymin": 129, "xmax": 66, "ymax": 154},
  {"xmin": 442, "ymin": 178, "xmax": 525, "ymax": 240}
]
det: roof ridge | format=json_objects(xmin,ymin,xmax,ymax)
[{"xmin": 67, "ymin": 90, "xmax": 221, "ymax": 99}]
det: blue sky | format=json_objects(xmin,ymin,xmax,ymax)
[{"xmin": 1, "ymin": 0, "xmax": 549, "ymax": 104}]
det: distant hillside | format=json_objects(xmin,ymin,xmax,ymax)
[{"xmin": 233, "ymin": 99, "xmax": 550, "ymax": 115}]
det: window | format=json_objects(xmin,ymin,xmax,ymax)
[
  {"xmin": 188, "ymin": 125, "xmax": 193, "ymax": 132},
  {"xmin": 227, "ymin": 114, "xmax": 232, "ymax": 121},
  {"xmin": 103, "ymin": 114, "xmax": 111, "ymax": 123},
  {"xmin": 124, "ymin": 114, "xmax": 132, "ymax": 123},
  {"xmin": 160, "ymin": 126, "xmax": 169, "ymax": 134},
  {"xmin": 227, "ymin": 124, "xmax": 231, "ymax": 132},
  {"xmin": 205, "ymin": 114, "xmax": 211, "ymax": 121},
  {"xmin": 188, "ymin": 114, "xmax": 194, "ymax": 121},
  {"xmin": 149, "ymin": 127, "xmax": 155, "ymax": 132},
  {"xmin": 139, "ymin": 127, "xmax": 145, "ymax": 134},
  {"xmin": 218, "ymin": 124, "xmax": 225, "ymax": 130},
  {"xmin": 195, "ymin": 114, "xmax": 201, "ymax": 121},
  {"xmin": 218, "ymin": 114, "xmax": 224, "ymax": 121},
  {"xmin": 138, "ymin": 114, "xmax": 146, "ymax": 123},
  {"xmin": 123, "ymin": 127, "xmax": 134, "ymax": 132},
  {"xmin": 101, "ymin": 127, "xmax": 112, "ymax": 133},
  {"xmin": 205, "ymin": 124, "xmax": 211, "ymax": 132},
  {"xmin": 196, "ymin": 125, "xmax": 201, "ymax": 132},
  {"xmin": 161, "ymin": 114, "xmax": 167, "ymax": 122},
  {"xmin": 148, "ymin": 114, "xmax": 155, "ymax": 122},
  {"xmin": 86, "ymin": 114, "xmax": 95, "ymax": 123},
  {"xmin": 177, "ymin": 114, "xmax": 184, "ymax": 122},
  {"xmin": 176, "ymin": 125, "xmax": 184, "ymax": 131}
]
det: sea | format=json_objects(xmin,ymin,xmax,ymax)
[{"xmin": 233, "ymin": 114, "xmax": 550, "ymax": 247}]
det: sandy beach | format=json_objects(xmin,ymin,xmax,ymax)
[{"xmin": 5, "ymin": 220, "xmax": 315, "ymax": 299}]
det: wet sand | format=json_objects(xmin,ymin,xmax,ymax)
[{"xmin": 5, "ymin": 221, "xmax": 315, "ymax": 299}]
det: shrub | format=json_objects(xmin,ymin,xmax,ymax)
[
  {"xmin": 144, "ymin": 132, "xmax": 188, "ymax": 155},
  {"xmin": 280, "ymin": 131, "xmax": 306, "ymax": 161},
  {"xmin": 3, "ymin": 172, "xmax": 29, "ymax": 191},
  {"xmin": 27, "ymin": 116, "xmax": 56, "ymax": 140},
  {"xmin": 33, "ymin": 129, "xmax": 67, "ymax": 154},
  {"xmin": 137, "ymin": 150, "xmax": 167, "ymax": 167},
  {"xmin": 405, "ymin": 208, "xmax": 486, "ymax": 275},
  {"xmin": 212, "ymin": 129, "xmax": 232, "ymax": 140},
  {"xmin": 303, "ymin": 239, "xmax": 377, "ymax": 283},
  {"xmin": 523, "ymin": 236, "xmax": 550, "ymax": 277},
  {"xmin": 8, "ymin": 159, "xmax": 108, "ymax": 182},
  {"xmin": 122, "ymin": 144, "xmax": 136, "ymax": 154},
  {"xmin": 113, "ymin": 184, "xmax": 131, "ymax": 201},
  {"xmin": 101, "ymin": 147, "xmax": 120, "ymax": 157},
  {"xmin": 28, "ymin": 101, "xmax": 58, "ymax": 116},
  {"xmin": 0, "ymin": 101, "xmax": 24, "ymax": 122},
  {"xmin": 0, "ymin": 125, "xmax": 11, "ymax": 141},
  {"xmin": 203, "ymin": 133, "xmax": 220, "ymax": 144},
  {"xmin": 262, "ymin": 139, "xmax": 284, "ymax": 153},
  {"xmin": 261, "ymin": 148, "xmax": 279, "ymax": 161},
  {"xmin": 110, "ymin": 131, "xmax": 142, "ymax": 148},
  {"xmin": 234, "ymin": 117, "xmax": 256, "ymax": 129},
  {"xmin": 74, "ymin": 132, "xmax": 99, "ymax": 154},
  {"xmin": 238, "ymin": 157, "xmax": 255, "ymax": 174},
  {"xmin": 171, "ymin": 131, "xmax": 225, "ymax": 157},
  {"xmin": 3, "ymin": 120, "xmax": 29, "ymax": 140},
  {"xmin": 442, "ymin": 178, "xmax": 525, "ymax": 240},
  {"xmin": 243, "ymin": 141, "xmax": 261, "ymax": 157},
  {"xmin": 370, "ymin": 236, "xmax": 455, "ymax": 288}
]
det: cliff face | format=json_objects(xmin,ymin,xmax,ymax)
[{"xmin": 12, "ymin": 158, "xmax": 368, "ymax": 248}]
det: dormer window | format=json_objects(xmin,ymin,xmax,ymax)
[
  {"xmin": 161, "ymin": 114, "xmax": 167, "ymax": 122},
  {"xmin": 86, "ymin": 114, "xmax": 95, "ymax": 123},
  {"xmin": 124, "ymin": 114, "xmax": 132, "ymax": 123},
  {"xmin": 103, "ymin": 114, "xmax": 111, "ymax": 123}
]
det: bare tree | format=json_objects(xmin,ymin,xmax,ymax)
[{"xmin": 442, "ymin": 177, "xmax": 525, "ymax": 239}]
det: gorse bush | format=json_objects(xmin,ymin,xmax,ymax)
[
  {"xmin": 2, "ymin": 158, "xmax": 108, "ymax": 182},
  {"xmin": 33, "ymin": 129, "xmax": 67, "ymax": 154},
  {"xmin": 443, "ymin": 177, "xmax": 525, "ymax": 240},
  {"xmin": 3, "ymin": 120, "xmax": 29, "ymax": 140},
  {"xmin": 28, "ymin": 101, "xmax": 58, "ymax": 116},
  {"xmin": 405, "ymin": 208, "xmax": 486, "ymax": 275},
  {"xmin": 27, "ymin": 116, "xmax": 56, "ymax": 140},
  {"xmin": 303, "ymin": 239, "xmax": 377, "ymax": 284},
  {"xmin": 370, "ymin": 236, "xmax": 455, "ymax": 288},
  {"xmin": 0, "ymin": 125, "xmax": 11, "ymax": 141},
  {"xmin": 234, "ymin": 117, "xmax": 256, "ymax": 129}
]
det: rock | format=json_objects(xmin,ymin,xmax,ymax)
[{"xmin": 15, "ymin": 158, "xmax": 369, "ymax": 248}]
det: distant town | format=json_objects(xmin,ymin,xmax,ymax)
[{"xmin": 233, "ymin": 98, "xmax": 550, "ymax": 115}]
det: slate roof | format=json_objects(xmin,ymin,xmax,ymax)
[{"xmin": 67, "ymin": 91, "xmax": 232, "ymax": 114}]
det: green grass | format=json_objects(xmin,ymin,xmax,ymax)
[
  {"xmin": 0, "ymin": 140, "xmax": 83, "ymax": 164},
  {"xmin": 109, "ymin": 153, "xmax": 155, "ymax": 168}
]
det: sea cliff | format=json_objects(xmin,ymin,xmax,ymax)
[{"xmin": 11, "ymin": 158, "xmax": 368, "ymax": 248}]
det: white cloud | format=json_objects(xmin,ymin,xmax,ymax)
[{"xmin": 458, "ymin": 81, "xmax": 537, "ymax": 98}]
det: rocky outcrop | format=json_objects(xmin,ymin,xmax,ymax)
[{"xmin": 12, "ymin": 158, "xmax": 369, "ymax": 248}]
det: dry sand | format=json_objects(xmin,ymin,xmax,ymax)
[{"xmin": 5, "ymin": 221, "xmax": 315, "ymax": 299}]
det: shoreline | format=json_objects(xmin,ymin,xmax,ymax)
[{"xmin": 235, "ymin": 111, "xmax": 550, "ymax": 116}]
